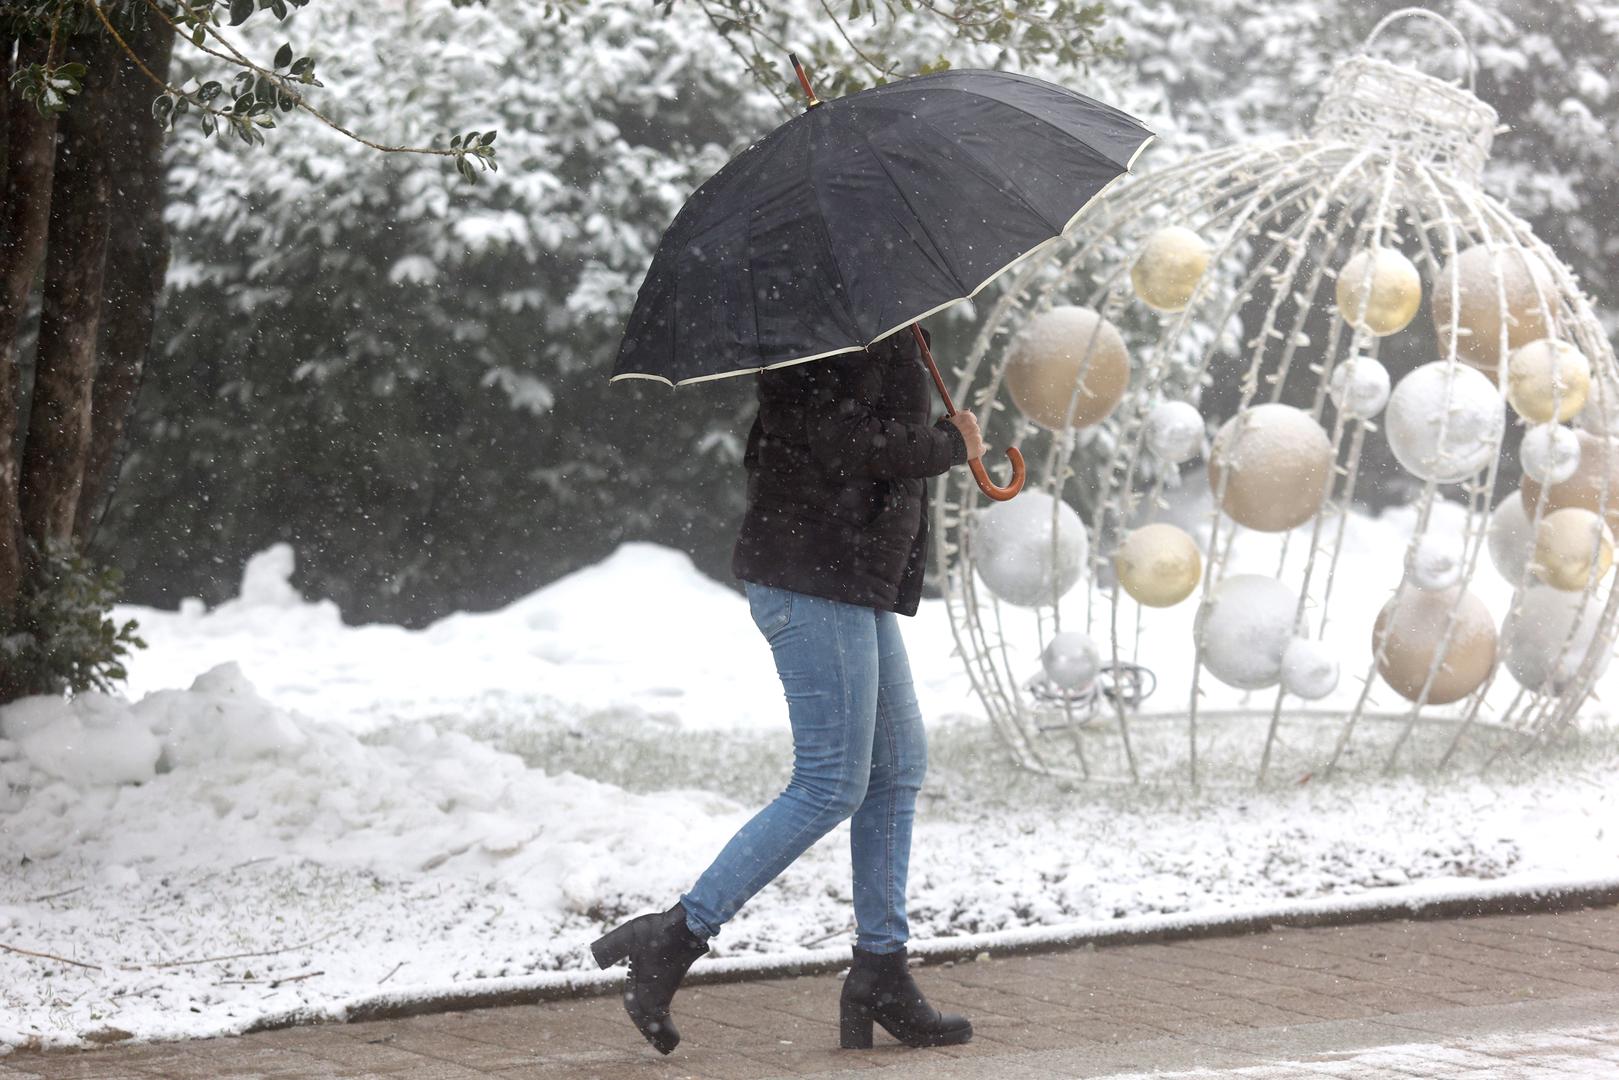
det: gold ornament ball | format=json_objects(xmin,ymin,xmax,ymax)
[
  {"xmin": 1206, "ymin": 404, "xmax": 1334, "ymax": 532},
  {"xmin": 1531, "ymin": 507, "xmax": 1614, "ymax": 592},
  {"xmin": 1432, "ymin": 245, "xmax": 1558, "ymax": 377},
  {"xmin": 1005, "ymin": 305, "xmax": 1131, "ymax": 430},
  {"xmin": 1131, "ymin": 226, "xmax": 1211, "ymax": 314},
  {"xmin": 1336, "ymin": 247, "xmax": 1422, "ymax": 336},
  {"xmin": 1114, "ymin": 523, "xmax": 1202, "ymax": 608},
  {"xmin": 1520, "ymin": 430, "xmax": 1619, "ymax": 536},
  {"xmin": 1506, "ymin": 338, "xmax": 1591, "ymax": 424},
  {"xmin": 1372, "ymin": 587, "xmax": 1497, "ymax": 705}
]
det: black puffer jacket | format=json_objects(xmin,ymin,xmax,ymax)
[{"xmin": 731, "ymin": 330, "xmax": 969, "ymax": 616}]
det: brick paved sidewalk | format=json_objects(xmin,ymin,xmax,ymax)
[{"xmin": 3, "ymin": 906, "xmax": 1617, "ymax": 1079}]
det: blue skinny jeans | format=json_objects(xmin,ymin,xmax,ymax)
[{"xmin": 679, "ymin": 581, "xmax": 929, "ymax": 954}]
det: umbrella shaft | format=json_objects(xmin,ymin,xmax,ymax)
[{"xmin": 910, "ymin": 323, "xmax": 958, "ymax": 417}]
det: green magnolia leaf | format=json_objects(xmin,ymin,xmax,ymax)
[
  {"xmin": 274, "ymin": 42, "xmax": 293, "ymax": 69},
  {"xmin": 229, "ymin": 0, "xmax": 254, "ymax": 25}
]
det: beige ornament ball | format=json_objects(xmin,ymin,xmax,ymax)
[
  {"xmin": 1005, "ymin": 306, "xmax": 1131, "ymax": 430},
  {"xmin": 1520, "ymin": 431, "xmax": 1619, "ymax": 536},
  {"xmin": 1432, "ymin": 245, "xmax": 1559, "ymax": 377},
  {"xmin": 1114, "ymin": 523, "xmax": 1202, "ymax": 608},
  {"xmin": 1506, "ymin": 339, "xmax": 1591, "ymax": 424},
  {"xmin": 1373, "ymin": 587, "xmax": 1497, "ymax": 705},
  {"xmin": 1531, "ymin": 507, "xmax": 1614, "ymax": 592},
  {"xmin": 1206, "ymin": 404, "xmax": 1334, "ymax": 532},
  {"xmin": 1131, "ymin": 226, "xmax": 1211, "ymax": 314},
  {"xmin": 1336, "ymin": 248, "xmax": 1422, "ymax": 336}
]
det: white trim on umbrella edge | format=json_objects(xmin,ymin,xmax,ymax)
[{"xmin": 608, "ymin": 131, "xmax": 1157, "ymax": 389}]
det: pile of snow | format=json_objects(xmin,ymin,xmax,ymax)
[
  {"xmin": 115, "ymin": 541, "xmax": 848, "ymax": 735},
  {"xmin": 0, "ymin": 661, "xmax": 743, "ymax": 1049}
]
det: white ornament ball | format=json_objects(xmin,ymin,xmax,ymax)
[
  {"xmin": 1409, "ymin": 533, "xmax": 1465, "ymax": 591},
  {"xmin": 1145, "ymin": 400, "xmax": 1205, "ymax": 464},
  {"xmin": 1131, "ymin": 226, "xmax": 1211, "ymax": 314},
  {"xmin": 1281, "ymin": 637, "xmax": 1340, "ymax": 700},
  {"xmin": 1328, "ymin": 357, "xmax": 1392, "ymax": 419},
  {"xmin": 1336, "ymin": 247, "xmax": 1422, "ymax": 336},
  {"xmin": 1520, "ymin": 424, "xmax": 1581, "ymax": 486},
  {"xmin": 1042, "ymin": 632, "xmax": 1102, "ymax": 691},
  {"xmin": 1502, "ymin": 586, "xmax": 1613, "ymax": 694},
  {"xmin": 1487, "ymin": 491, "xmax": 1536, "ymax": 584},
  {"xmin": 1194, "ymin": 575, "xmax": 1298, "ymax": 690},
  {"xmin": 1385, "ymin": 362, "xmax": 1506, "ymax": 483},
  {"xmin": 972, "ymin": 490, "xmax": 1089, "ymax": 608},
  {"xmin": 1576, "ymin": 368, "xmax": 1619, "ymax": 439}
]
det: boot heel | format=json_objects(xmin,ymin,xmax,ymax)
[
  {"xmin": 839, "ymin": 1003, "xmax": 875, "ymax": 1049},
  {"xmin": 590, "ymin": 921, "xmax": 637, "ymax": 969}
]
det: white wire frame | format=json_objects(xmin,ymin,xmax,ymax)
[{"xmin": 932, "ymin": 49, "xmax": 1619, "ymax": 788}]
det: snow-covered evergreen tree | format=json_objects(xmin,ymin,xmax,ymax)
[{"xmin": 109, "ymin": 0, "xmax": 1618, "ymax": 620}]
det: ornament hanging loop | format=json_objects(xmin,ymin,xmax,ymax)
[{"xmin": 1362, "ymin": 7, "xmax": 1476, "ymax": 93}]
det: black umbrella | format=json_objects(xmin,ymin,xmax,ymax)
[{"xmin": 612, "ymin": 57, "xmax": 1154, "ymax": 500}]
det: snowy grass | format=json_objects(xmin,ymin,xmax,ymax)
[{"xmin": 2, "ymin": 536, "xmax": 1617, "ymax": 1049}]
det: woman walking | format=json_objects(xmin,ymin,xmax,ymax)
[{"xmin": 591, "ymin": 326, "xmax": 984, "ymax": 1055}]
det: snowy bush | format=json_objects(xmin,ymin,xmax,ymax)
[{"xmin": 0, "ymin": 541, "xmax": 145, "ymax": 700}]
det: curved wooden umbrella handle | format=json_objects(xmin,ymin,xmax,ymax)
[
  {"xmin": 910, "ymin": 323, "xmax": 1025, "ymax": 501},
  {"xmin": 970, "ymin": 448, "xmax": 1026, "ymax": 502}
]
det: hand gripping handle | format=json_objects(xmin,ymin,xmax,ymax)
[{"xmin": 910, "ymin": 324, "xmax": 1025, "ymax": 502}]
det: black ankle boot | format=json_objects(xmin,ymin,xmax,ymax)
[
  {"xmin": 839, "ymin": 946, "xmax": 972, "ymax": 1049},
  {"xmin": 590, "ymin": 902, "xmax": 710, "ymax": 1054}
]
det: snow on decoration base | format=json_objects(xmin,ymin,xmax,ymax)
[{"xmin": 2, "ymin": 539, "xmax": 1617, "ymax": 1050}]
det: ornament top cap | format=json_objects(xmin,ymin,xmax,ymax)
[{"xmin": 1309, "ymin": 8, "xmax": 1498, "ymax": 184}]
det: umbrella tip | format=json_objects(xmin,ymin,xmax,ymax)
[{"xmin": 789, "ymin": 53, "xmax": 822, "ymax": 109}]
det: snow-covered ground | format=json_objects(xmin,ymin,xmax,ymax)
[{"xmin": 2, "ymin": 510, "xmax": 1617, "ymax": 1050}]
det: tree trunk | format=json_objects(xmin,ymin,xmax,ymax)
[
  {"xmin": 0, "ymin": 37, "xmax": 59, "ymax": 615},
  {"xmin": 18, "ymin": 32, "xmax": 115, "ymax": 550},
  {"xmin": 76, "ymin": 20, "xmax": 175, "ymax": 543}
]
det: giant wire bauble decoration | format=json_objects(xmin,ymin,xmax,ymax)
[{"xmin": 933, "ymin": 9, "xmax": 1619, "ymax": 786}]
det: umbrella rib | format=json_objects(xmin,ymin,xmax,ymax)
[{"xmin": 859, "ymin": 130, "xmax": 973, "ymax": 298}]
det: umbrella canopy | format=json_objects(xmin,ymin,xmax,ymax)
[{"xmin": 611, "ymin": 68, "xmax": 1154, "ymax": 387}]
